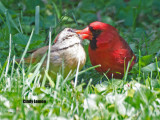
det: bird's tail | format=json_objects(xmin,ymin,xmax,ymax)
[{"xmin": 15, "ymin": 57, "xmax": 36, "ymax": 64}]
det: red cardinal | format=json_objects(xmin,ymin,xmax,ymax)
[{"xmin": 76, "ymin": 21, "xmax": 136, "ymax": 78}]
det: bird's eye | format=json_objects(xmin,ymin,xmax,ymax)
[
  {"xmin": 89, "ymin": 25, "xmax": 101, "ymax": 36},
  {"xmin": 67, "ymin": 28, "xmax": 74, "ymax": 32},
  {"xmin": 88, "ymin": 25, "xmax": 94, "ymax": 32}
]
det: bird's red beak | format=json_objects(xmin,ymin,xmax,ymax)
[{"xmin": 75, "ymin": 27, "xmax": 93, "ymax": 40}]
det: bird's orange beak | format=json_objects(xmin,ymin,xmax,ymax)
[{"xmin": 75, "ymin": 27, "xmax": 93, "ymax": 40}]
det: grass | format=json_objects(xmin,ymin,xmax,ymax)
[{"xmin": 0, "ymin": 0, "xmax": 160, "ymax": 119}]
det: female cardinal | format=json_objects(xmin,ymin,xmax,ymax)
[
  {"xmin": 19, "ymin": 28, "xmax": 86, "ymax": 79},
  {"xmin": 76, "ymin": 21, "xmax": 136, "ymax": 78}
]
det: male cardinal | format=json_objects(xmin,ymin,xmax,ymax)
[
  {"xmin": 18, "ymin": 28, "xmax": 86, "ymax": 79},
  {"xmin": 76, "ymin": 21, "xmax": 136, "ymax": 78}
]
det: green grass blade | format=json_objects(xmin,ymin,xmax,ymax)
[
  {"xmin": 18, "ymin": 17, "xmax": 23, "ymax": 33},
  {"xmin": 138, "ymin": 49, "xmax": 141, "ymax": 77},
  {"xmin": 42, "ymin": 31, "xmax": 51, "ymax": 87},
  {"xmin": 123, "ymin": 56, "xmax": 135, "ymax": 82},
  {"xmin": 0, "ymin": 1, "xmax": 20, "ymax": 32},
  {"xmin": 72, "ymin": 12, "xmax": 78, "ymax": 26},
  {"xmin": 0, "ymin": 1, "xmax": 7, "ymax": 13},
  {"xmin": 52, "ymin": 2, "xmax": 61, "ymax": 19},
  {"xmin": 45, "ymin": 70, "xmax": 55, "ymax": 88},
  {"xmin": 11, "ymin": 55, "xmax": 15, "ymax": 80},
  {"xmin": 19, "ymin": 29, "xmax": 34, "ymax": 64},
  {"xmin": 35, "ymin": 6, "xmax": 40, "ymax": 34},
  {"xmin": 5, "ymin": 34, "xmax": 12, "ymax": 77},
  {"xmin": 23, "ymin": 53, "xmax": 47, "ymax": 93},
  {"xmin": 155, "ymin": 57, "xmax": 160, "ymax": 79},
  {"xmin": 0, "ymin": 60, "xmax": 8, "ymax": 81},
  {"xmin": 74, "ymin": 44, "xmax": 81, "ymax": 88}
]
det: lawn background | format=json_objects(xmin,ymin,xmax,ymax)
[{"xmin": 0, "ymin": 0, "xmax": 160, "ymax": 119}]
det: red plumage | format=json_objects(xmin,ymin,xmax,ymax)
[{"xmin": 76, "ymin": 21, "xmax": 136, "ymax": 78}]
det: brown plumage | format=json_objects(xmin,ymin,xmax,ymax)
[{"xmin": 17, "ymin": 28, "xmax": 86, "ymax": 79}]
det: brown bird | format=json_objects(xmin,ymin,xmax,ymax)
[{"xmin": 19, "ymin": 28, "xmax": 86, "ymax": 79}]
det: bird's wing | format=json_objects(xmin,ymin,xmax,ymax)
[
  {"xmin": 25, "ymin": 46, "xmax": 49, "ymax": 63},
  {"xmin": 112, "ymin": 48, "xmax": 136, "ymax": 66},
  {"xmin": 27, "ymin": 48, "xmax": 39, "ymax": 53}
]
